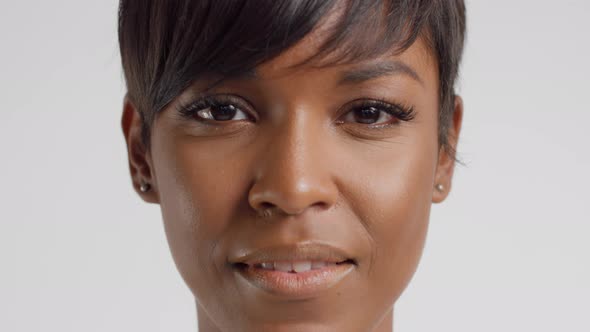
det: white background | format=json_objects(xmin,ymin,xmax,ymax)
[{"xmin": 1, "ymin": 1, "xmax": 588, "ymax": 331}]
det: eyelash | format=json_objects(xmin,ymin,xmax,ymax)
[
  {"xmin": 337, "ymin": 98, "xmax": 416, "ymax": 129},
  {"xmin": 176, "ymin": 95, "xmax": 252, "ymax": 125},
  {"xmin": 175, "ymin": 94, "xmax": 416, "ymax": 129}
]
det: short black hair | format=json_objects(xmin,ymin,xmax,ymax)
[{"xmin": 118, "ymin": 0, "xmax": 466, "ymax": 157}]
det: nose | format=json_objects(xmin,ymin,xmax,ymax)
[{"xmin": 248, "ymin": 113, "xmax": 338, "ymax": 217}]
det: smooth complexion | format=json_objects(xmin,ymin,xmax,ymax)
[{"xmin": 122, "ymin": 17, "xmax": 463, "ymax": 332}]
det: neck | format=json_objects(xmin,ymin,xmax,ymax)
[
  {"xmin": 373, "ymin": 308, "xmax": 394, "ymax": 332},
  {"xmin": 196, "ymin": 301, "xmax": 395, "ymax": 332}
]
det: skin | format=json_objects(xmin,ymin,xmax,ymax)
[{"xmin": 121, "ymin": 18, "xmax": 463, "ymax": 332}]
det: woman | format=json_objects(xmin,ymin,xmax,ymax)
[{"xmin": 119, "ymin": 0, "xmax": 466, "ymax": 331}]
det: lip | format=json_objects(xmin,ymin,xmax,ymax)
[
  {"xmin": 229, "ymin": 242, "xmax": 357, "ymax": 299},
  {"xmin": 229, "ymin": 242, "xmax": 356, "ymax": 266}
]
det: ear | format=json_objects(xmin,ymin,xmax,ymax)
[
  {"xmin": 121, "ymin": 94, "xmax": 160, "ymax": 204},
  {"xmin": 432, "ymin": 95, "xmax": 463, "ymax": 203}
]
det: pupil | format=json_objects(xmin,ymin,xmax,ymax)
[
  {"xmin": 212, "ymin": 104, "xmax": 237, "ymax": 121},
  {"xmin": 354, "ymin": 107, "xmax": 379, "ymax": 124}
]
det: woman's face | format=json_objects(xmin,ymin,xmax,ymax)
[{"xmin": 122, "ymin": 25, "xmax": 462, "ymax": 332}]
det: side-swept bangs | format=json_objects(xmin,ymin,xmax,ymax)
[{"xmin": 119, "ymin": 0, "xmax": 465, "ymax": 155}]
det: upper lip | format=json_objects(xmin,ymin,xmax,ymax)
[{"xmin": 229, "ymin": 241, "xmax": 356, "ymax": 266}]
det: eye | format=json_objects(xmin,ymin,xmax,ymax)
[
  {"xmin": 197, "ymin": 104, "xmax": 248, "ymax": 122},
  {"xmin": 176, "ymin": 95, "xmax": 254, "ymax": 124},
  {"xmin": 337, "ymin": 99, "xmax": 416, "ymax": 128}
]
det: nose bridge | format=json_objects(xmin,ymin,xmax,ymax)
[{"xmin": 248, "ymin": 107, "xmax": 338, "ymax": 216}]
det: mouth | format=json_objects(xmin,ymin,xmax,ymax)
[
  {"xmin": 232, "ymin": 259, "xmax": 356, "ymax": 273},
  {"xmin": 229, "ymin": 242, "xmax": 357, "ymax": 299}
]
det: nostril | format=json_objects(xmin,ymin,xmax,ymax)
[
  {"xmin": 256, "ymin": 203, "xmax": 277, "ymax": 218},
  {"xmin": 260, "ymin": 202, "xmax": 274, "ymax": 209}
]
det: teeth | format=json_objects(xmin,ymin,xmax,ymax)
[
  {"xmin": 274, "ymin": 261, "xmax": 293, "ymax": 272},
  {"xmin": 311, "ymin": 261, "xmax": 327, "ymax": 269},
  {"xmin": 293, "ymin": 261, "xmax": 312, "ymax": 273},
  {"xmin": 260, "ymin": 262, "xmax": 274, "ymax": 270},
  {"xmin": 253, "ymin": 261, "xmax": 338, "ymax": 272}
]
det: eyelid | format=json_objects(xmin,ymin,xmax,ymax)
[
  {"xmin": 175, "ymin": 94, "xmax": 415, "ymax": 128},
  {"xmin": 338, "ymin": 98, "xmax": 416, "ymax": 122},
  {"xmin": 175, "ymin": 93, "xmax": 257, "ymax": 122}
]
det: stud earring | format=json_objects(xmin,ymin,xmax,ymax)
[
  {"xmin": 140, "ymin": 182, "xmax": 151, "ymax": 193},
  {"xmin": 435, "ymin": 183, "xmax": 445, "ymax": 192}
]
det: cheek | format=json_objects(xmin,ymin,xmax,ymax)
[
  {"xmin": 150, "ymin": 133, "xmax": 249, "ymax": 297},
  {"xmin": 366, "ymin": 157, "xmax": 434, "ymax": 299},
  {"xmin": 340, "ymin": 125, "xmax": 438, "ymax": 303}
]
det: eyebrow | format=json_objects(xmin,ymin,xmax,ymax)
[
  {"xmin": 203, "ymin": 69, "xmax": 257, "ymax": 93},
  {"xmin": 337, "ymin": 60, "xmax": 424, "ymax": 86}
]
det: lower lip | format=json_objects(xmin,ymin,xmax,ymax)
[{"xmin": 233, "ymin": 263, "xmax": 355, "ymax": 299}]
